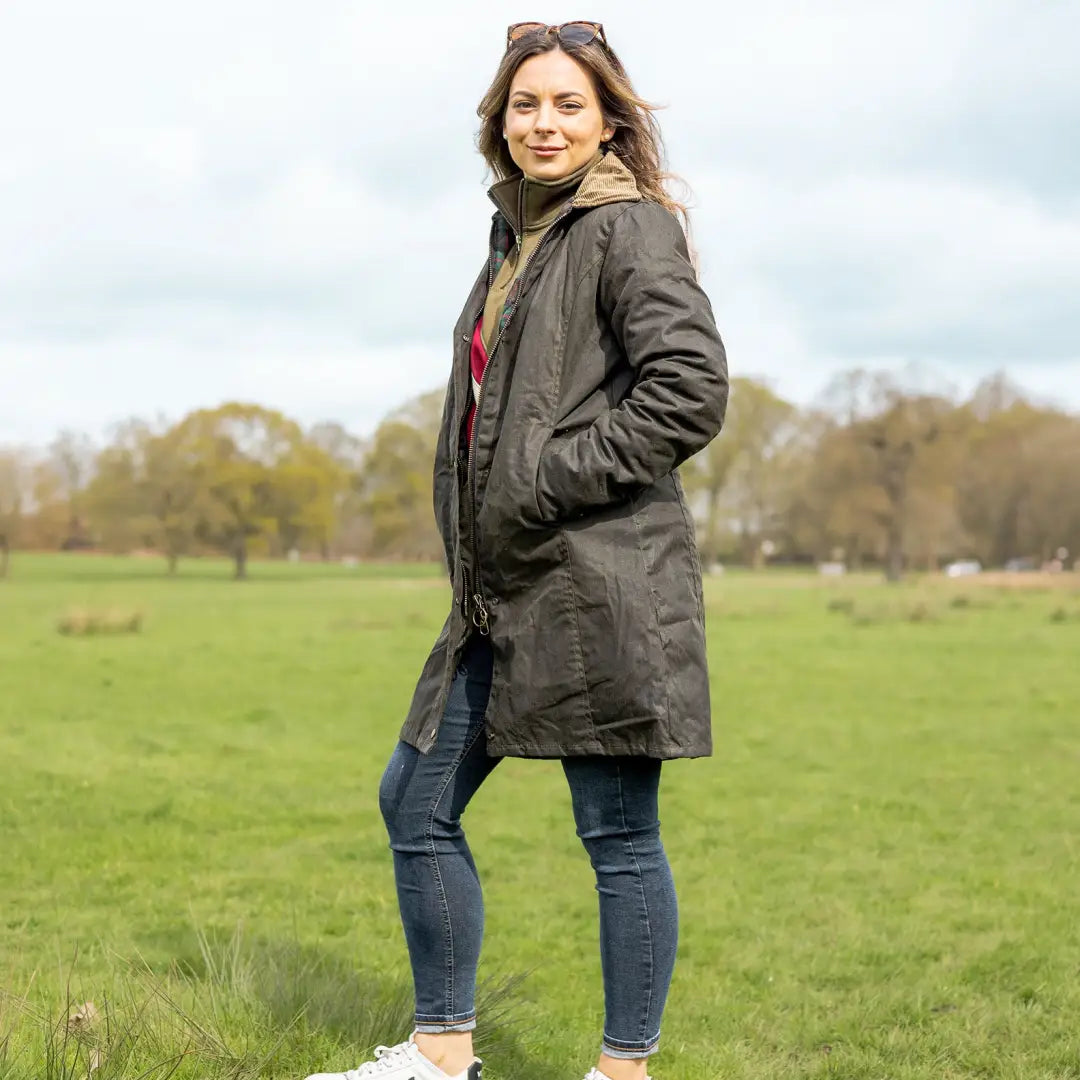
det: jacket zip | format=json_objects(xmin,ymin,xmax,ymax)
[
  {"xmin": 463, "ymin": 202, "xmax": 575, "ymax": 637},
  {"xmin": 457, "ymin": 220, "xmax": 499, "ymax": 633}
]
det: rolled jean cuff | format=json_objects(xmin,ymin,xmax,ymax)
[
  {"xmin": 414, "ymin": 1013, "xmax": 477, "ymax": 1034},
  {"xmin": 602, "ymin": 1034, "xmax": 660, "ymax": 1060}
]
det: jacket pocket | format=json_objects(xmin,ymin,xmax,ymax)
[
  {"xmin": 532, "ymin": 424, "xmax": 582, "ymax": 525},
  {"xmin": 533, "ymin": 422, "xmax": 636, "ymax": 526},
  {"xmin": 561, "ymin": 498, "xmax": 667, "ymax": 730}
]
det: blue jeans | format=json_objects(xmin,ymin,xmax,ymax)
[{"xmin": 378, "ymin": 634, "xmax": 679, "ymax": 1060}]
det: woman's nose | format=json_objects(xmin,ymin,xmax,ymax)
[{"xmin": 533, "ymin": 104, "xmax": 557, "ymax": 132}]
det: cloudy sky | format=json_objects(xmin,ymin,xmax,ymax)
[{"xmin": 2, "ymin": 0, "xmax": 1078, "ymax": 447}]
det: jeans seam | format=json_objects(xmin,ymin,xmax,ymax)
[
  {"xmin": 425, "ymin": 714, "xmax": 488, "ymax": 1020},
  {"xmin": 614, "ymin": 760, "xmax": 654, "ymax": 1047}
]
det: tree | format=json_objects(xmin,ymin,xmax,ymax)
[
  {"xmin": 25, "ymin": 460, "xmax": 70, "ymax": 551},
  {"xmin": 272, "ymin": 442, "xmax": 348, "ymax": 559},
  {"xmin": 683, "ymin": 377, "xmax": 796, "ymax": 566},
  {"xmin": 0, "ymin": 449, "xmax": 33, "ymax": 578},
  {"xmin": 85, "ymin": 421, "xmax": 149, "ymax": 554},
  {"xmin": 725, "ymin": 379, "xmax": 798, "ymax": 566},
  {"xmin": 684, "ymin": 432, "xmax": 738, "ymax": 566},
  {"xmin": 47, "ymin": 429, "xmax": 96, "ymax": 548},
  {"xmin": 83, "ymin": 419, "xmax": 202, "ymax": 572},
  {"xmin": 307, "ymin": 421, "xmax": 369, "ymax": 558},
  {"xmin": 1016, "ymin": 415, "xmax": 1080, "ymax": 562},
  {"xmin": 173, "ymin": 403, "xmax": 306, "ymax": 579},
  {"xmin": 824, "ymin": 371, "xmax": 951, "ymax": 581},
  {"xmin": 353, "ymin": 389, "xmax": 446, "ymax": 561},
  {"xmin": 358, "ymin": 419, "xmax": 443, "ymax": 560},
  {"xmin": 784, "ymin": 411, "xmax": 886, "ymax": 568},
  {"xmin": 141, "ymin": 424, "xmax": 203, "ymax": 573},
  {"xmin": 952, "ymin": 378, "xmax": 1078, "ymax": 567},
  {"xmin": 389, "ymin": 388, "xmax": 445, "ymax": 440}
]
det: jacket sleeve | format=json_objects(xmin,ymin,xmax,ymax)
[
  {"xmin": 432, "ymin": 371, "xmax": 456, "ymax": 577},
  {"xmin": 534, "ymin": 201, "xmax": 728, "ymax": 523}
]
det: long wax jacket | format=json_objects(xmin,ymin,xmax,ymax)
[{"xmin": 399, "ymin": 152, "xmax": 729, "ymax": 759}]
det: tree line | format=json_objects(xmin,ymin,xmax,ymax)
[{"xmin": 0, "ymin": 371, "xmax": 1077, "ymax": 581}]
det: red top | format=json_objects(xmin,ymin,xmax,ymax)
[{"xmin": 464, "ymin": 317, "xmax": 488, "ymax": 446}]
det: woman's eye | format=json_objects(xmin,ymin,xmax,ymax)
[{"xmin": 511, "ymin": 101, "xmax": 582, "ymax": 111}]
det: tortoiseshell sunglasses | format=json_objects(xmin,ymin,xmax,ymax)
[{"xmin": 506, "ymin": 21, "xmax": 607, "ymax": 50}]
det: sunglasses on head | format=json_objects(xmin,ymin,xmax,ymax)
[{"xmin": 506, "ymin": 21, "xmax": 607, "ymax": 50}]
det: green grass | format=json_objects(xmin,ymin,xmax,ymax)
[{"xmin": 2, "ymin": 554, "xmax": 1080, "ymax": 1078}]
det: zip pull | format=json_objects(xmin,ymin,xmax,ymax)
[{"xmin": 471, "ymin": 593, "xmax": 490, "ymax": 636}]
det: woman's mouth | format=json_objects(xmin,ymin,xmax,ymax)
[{"xmin": 529, "ymin": 146, "xmax": 565, "ymax": 157}]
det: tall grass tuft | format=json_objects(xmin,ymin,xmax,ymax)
[
  {"xmin": 57, "ymin": 609, "xmax": 144, "ymax": 636},
  {"xmin": 0, "ymin": 929, "xmax": 535, "ymax": 1079},
  {"xmin": 190, "ymin": 925, "xmax": 539, "ymax": 1071}
]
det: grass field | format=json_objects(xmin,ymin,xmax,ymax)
[{"xmin": 1, "ymin": 554, "xmax": 1079, "ymax": 1079}]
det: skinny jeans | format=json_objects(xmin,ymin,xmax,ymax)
[{"xmin": 378, "ymin": 633, "xmax": 679, "ymax": 1060}]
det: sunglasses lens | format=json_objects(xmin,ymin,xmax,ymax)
[
  {"xmin": 559, "ymin": 22, "xmax": 601, "ymax": 45},
  {"xmin": 508, "ymin": 22, "xmax": 546, "ymax": 42}
]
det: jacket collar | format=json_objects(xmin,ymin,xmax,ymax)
[{"xmin": 487, "ymin": 150, "xmax": 642, "ymax": 235}]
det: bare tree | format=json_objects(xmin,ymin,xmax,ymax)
[
  {"xmin": 47, "ymin": 428, "xmax": 97, "ymax": 547},
  {"xmin": 821, "ymin": 371, "xmax": 954, "ymax": 581}
]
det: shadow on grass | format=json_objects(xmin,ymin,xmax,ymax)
[
  {"xmin": 168, "ymin": 925, "xmax": 551, "ymax": 1080},
  {"xmin": 1, "ymin": 926, "xmax": 548, "ymax": 1079}
]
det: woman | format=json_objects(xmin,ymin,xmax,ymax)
[{"xmin": 307, "ymin": 21, "xmax": 727, "ymax": 1080}]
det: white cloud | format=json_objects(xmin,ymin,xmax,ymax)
[
  {"xmin": 0, "ymin": 0, "xmax": 1077, "ymax": 444},
  {"xmin": 694, "ymin": 167, "xmax": 1080, "ymax": 363}
]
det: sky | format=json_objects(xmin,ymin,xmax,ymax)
[{"xmin": 2, "ymin": 0, "xmax": 1078, "ymax": 448}]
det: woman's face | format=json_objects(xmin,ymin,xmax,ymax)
[{"xmin": 503, "ymin": 49, "xmax": 615, "ymax": 181}]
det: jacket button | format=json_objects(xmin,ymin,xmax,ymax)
[
  {"xmin": 488, "ymin": 595, "xmax": 499, "ymax": 607},
  {"xmin": 461, "ymin": 333, "xmax": 469, "ymax": 342}
]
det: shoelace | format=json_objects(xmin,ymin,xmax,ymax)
[{"xmin": 343, "ymin": 1041, "xmax": 414, "ymax": 1077}]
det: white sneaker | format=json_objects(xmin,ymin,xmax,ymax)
[
  {"xmin": 305, "ymin": 1035, "xmax": 482, "ymax": 1080},
  {"xmin": 582, "ymin": 1070, "xmax": 652, "ymax": 1080}
]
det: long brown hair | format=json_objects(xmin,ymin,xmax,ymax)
[{"xmin": 476, "ymin": 30, "xmax": 690, "ymax": 230}]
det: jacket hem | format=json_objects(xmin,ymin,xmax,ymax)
[{"xmin": 484, "ymin": 740, "xmax": 712, "ymax": 760}]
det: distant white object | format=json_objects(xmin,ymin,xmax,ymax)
[
  {"xmin": 287, "ymin": 548, "xmax": 301, "ymax": 563},
  {"xmin": 945, "ymin": 559, "xmax": 982, "ymax": 578},
  {"xmin": 818, "ymin": 561, "xmax": 846, "ymax": 577},
  {"xmin": 706, "ymin": 561, "xmax": 725, "ymax": 575},
  {"xmin": 761, "ymin": 539, "xmax": 777, "ymax": 558},
  {"xmin": 341, "ymin": 555, "xmax": 359, "ymax": 568}
]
